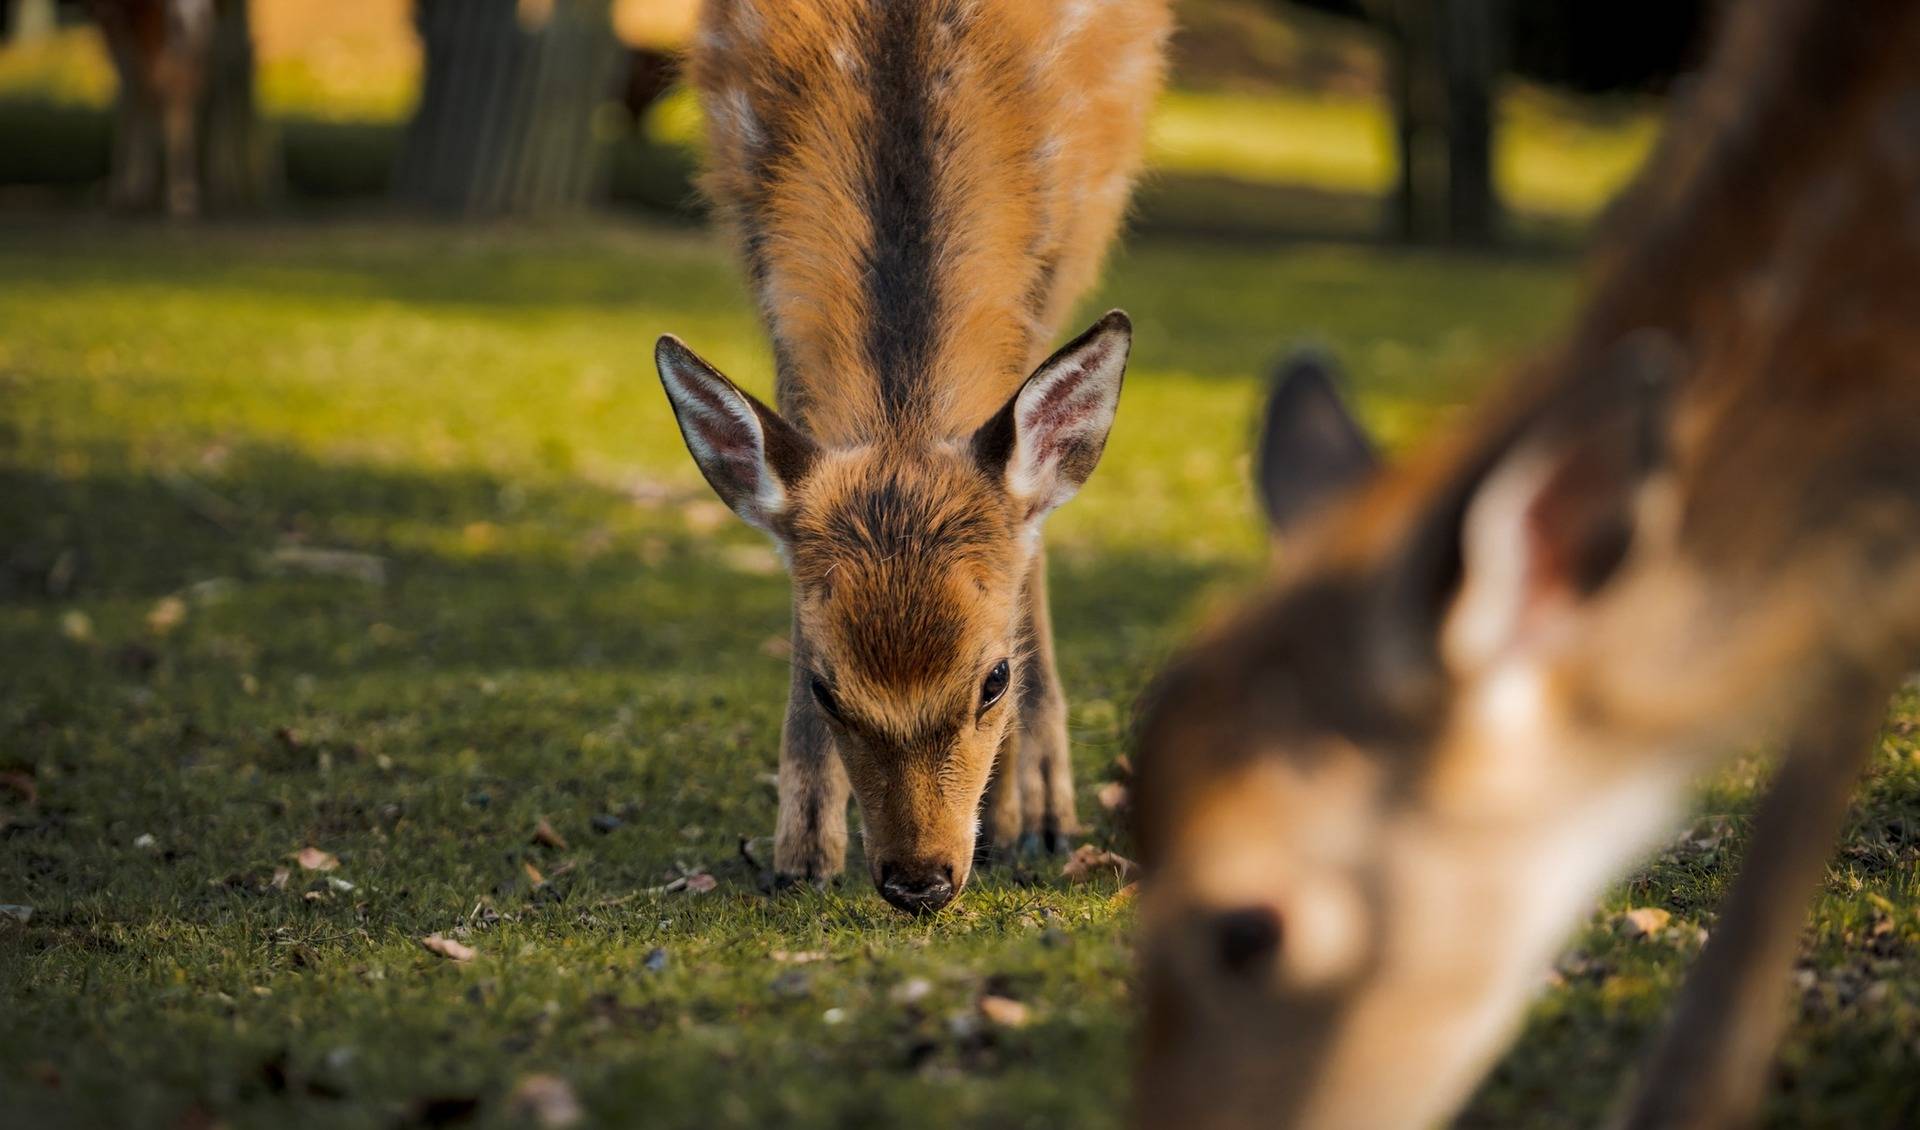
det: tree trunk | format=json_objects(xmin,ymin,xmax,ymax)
[
  {"xmin": 6, "ymin": 0, "xmax": 57, "ymax": 42},
  {"xmin": 1376, "ymin": 0, "xmax": 1504, "ymax": 245},
  {"xmin": 395, "ymin": 0, "xmax": 621, "ymax": 217}
]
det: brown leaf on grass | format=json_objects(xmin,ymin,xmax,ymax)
[
  {"xmin": 532, "ymin": 819, "xmax": 569, "ymax": 850},
  {"xmin": 421, "ymin": 934, "xmax": 477, "ymax": 962},
  {"xmin": 268, "ymin": 867, "xmax": 291, "ymax": 890},
  {"xmin": 771, "ymin": 949, "xmax": 828, "ymax": 964},
  {"xmin": 523, "ymin": 861, "xmax": 546, "ymax": 887},
  {"xmin": 1114, "ymin": 881, "xmax": 1141, "ymax": 902},
  {"xmin": 295, "ymin": 846, "xmax": 339, "ymax": 872},
  {"xmin": 1618, "ymin": 907, "xmax": 1672, "ymax": 939},
  {"xmin": 1061, "ymin": 844, "xmax": 1139, "ymax": 885},
  {"xmin": 977, "ymin": 995, "xmax": 1031, "ymax": 1029},
  {"xmin": 505, "ymin": 1073, "xmax": 584, "ymax": 1128},
  {"xmin": 1096, "ymin": 781, "xmax": 1129, "ymax": 813},
  {"xmin": 685, "ymin": 872, "xmax": 717, "ymax": 894}
]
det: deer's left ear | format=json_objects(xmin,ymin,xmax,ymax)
[{"xmin": 973, "ymin": 310, "xmax": 1130, "ymax": 524}]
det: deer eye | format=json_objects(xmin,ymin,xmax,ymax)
[
  {"xmin": 810, "ymin": 676, "xmax": 843, "ymax": 721},
  {"xmin": 979, "ymin": 659, "xmax": 1011, "ymax": 712}
]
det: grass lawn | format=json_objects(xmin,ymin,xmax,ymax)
[{"xmin": 1, "ymin": 218, "xmax": 1917, "ymax": 1129}]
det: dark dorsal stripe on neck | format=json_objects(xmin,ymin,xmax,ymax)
[{"xmin": 860, "ymin": 0, "xmax": 946, "ymax": 423}]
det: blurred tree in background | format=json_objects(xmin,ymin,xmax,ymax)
[
  {"xmin": 1310, "ymin": 0, "xmax": 1706, "ymax": 245},
  {"xmin": 85, "ymin": 0, "xmax": 271, "ymax": 217},
  {"xmin": 394, "ymin": 0, "xmax": 620, "ymax": 217},
  {"xmin": 4, "ymin": 0, "xmax": 58, "ymax": 41},
  {"xmin": 1369, "ymin": 0, "xmax": 1503, "ymax": 244}
]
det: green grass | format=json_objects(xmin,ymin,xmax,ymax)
[{"xmin": 1, "ymin": 218, "xmax": 1917, "ymax": 1129}]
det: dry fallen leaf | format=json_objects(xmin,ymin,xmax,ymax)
[
  {"xmin": 890, "ymin": 976, "xmax": 934, "ymax": 1005},
  {"xmin": 421, "ymin": 934, "xmax": 477, "ymax": 962},
  {"xmin": 1618, "ymin": 907, "xmax": 1672, "ymax": 939},
  {"xmin": 771, "ymin": 949, "xmax": 828, "ymax": 965},
  {"xmin": 532, "ymin": 819, "xmax": 569, "ymax": 851},
  {"xmin": 146, "ymin": 595, "xmax": 188, "ymax": 635},
  {"xmin": 59, "ymin": 609, "xmax": 93, "ymax": 643},
  {"xmin": 268, "ymin": 867, "xmax": 291, "ymax": 890},
  {"xmin": 1061, "ymin": 844, "xmax": 1139, "ymax": 885},
  {"xmin": 505, "ymin": 1073, "xmax": 583, "ymax": 1128},
  {"xmin": 685, "ymin": 872, "xmax": 717, "ymax": 894},
  {"xmin": 524, "ymin": 860, "xmax": 547, "ymax": 887},
  {"xmin": 1114, "ymin": 881, "xmax": 1141, "ymax": 902},
  {"xmin": 295, "ymin": 846, "xmax": 339, "ymax": 872},
  {"xmin": 1096, "ymin": 781, "xmax": 1129, "ymax": 813},
  {"xmin": 977, "ymin": 995, "xmax": 1031, "ymax": 1029}
]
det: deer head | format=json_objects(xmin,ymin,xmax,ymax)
[
  {"xmin": 1127, "ymin": 343, "xmax": 1776, "ymax": 1128},
  {"xmin": 658, "ymin": 312, "xmax": 1130, "ymax": 911}
]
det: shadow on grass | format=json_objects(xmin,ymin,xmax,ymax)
[
  {"xmin": 2, "ymin": 443, "xmax": 1226, "ymax": 676},
  {"xmin": 2, "ymin": 441, "xmax": 1228, "ymax": 904}
]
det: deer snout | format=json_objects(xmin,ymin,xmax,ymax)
[{"xmin": 878, "ymin": 860, "xmax": 958, "ymax": 915}]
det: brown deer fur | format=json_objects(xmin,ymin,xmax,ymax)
[
  {"xmin": 89, "ymin": 0, "xmax": 216, "ymax": 218},
  {"xmin": 657, "ymin": 0, "xmax": 1169, "ymax": 912},
  {"xmin": 1133, "ymin": 0, "xmax": 1920, "ymax": 1125}
]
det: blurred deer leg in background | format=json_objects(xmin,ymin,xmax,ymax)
[
  {"xmin": 157, "ymin": 68, "xmax": 201, "ymax": 218},
  {"xmin": 774, "ymin": 628, "xmax": 849, "ymax": 885},
  {"xmin": 1016, "ymin": 547, "xmax": 1080, "ymax": 853},
  {"xmin": 1615, "ymin": 671, "xmax": 1894, "ymax": 1130},
  {"xmin": 93, "ymin": 2, "xmax": 160, "ymax": 210}
]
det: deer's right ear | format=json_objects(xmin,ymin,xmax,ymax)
[
  {"xmin": 656, "ymin": 335, "xmax": 817, "ymax": 536},
  {"xmin": 1256, "ymin": 350, "xmax": 1379, "ymax": 532}
]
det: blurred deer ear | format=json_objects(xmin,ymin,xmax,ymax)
[
  {"xmin": 973, "ymin": 310, "xmax": 1130, "ymax": 524},
  {"xmin": 1437, "ymin": 333, "xmax": 1680, "ymax": 673},
  {"xmin": 656, "ymin": 335, "xmax": 817, "ymax": 537},
  {"xmin": 1256, "ymin": 349, "xmax": 1378, "ymax": 531}
]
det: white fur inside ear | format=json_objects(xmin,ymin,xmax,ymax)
[
  {"xmin": 1442, "ymin": 450, "xmax": 1552, "ymax": 674},
  {"xmin": 657, "ymin": 340, "xmax": 786, "ymax": 534},
  {"xmin": 1008, "ymin": 324, "xmax": 1128, "ymax": 522}
]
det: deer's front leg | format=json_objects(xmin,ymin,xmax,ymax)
[
  {"xmin": 1613, "ymin": 671, "xmax": 1893, "ymax": 1130},
  {"xmin": 773, "ymin": 635, "xmax": 849, "ymax": 885},
  {"xmin": 981, "ymin": 726, "xmax": 1025, "ymax": 862},
  {"xmin": 1016, "ymin": 548, "xmax": 1080, "ymax": 853}
]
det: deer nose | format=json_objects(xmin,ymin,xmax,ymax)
[
  {"xmin": 1211, "ymin": 905, "xmax": 1284, "ymax": 975},
  {"xmin": 879, "ymin": 863, "xmax": 957, "ymax": 914}
]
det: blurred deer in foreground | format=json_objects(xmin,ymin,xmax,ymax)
[
  {"xmin": 656, "ymin": 0, "xmax": 1169, "ymax": 912},
  {"xmin": 88, "ymin": 0, "xmax": 216, "ymax": 218},
  {"xmin": 1134, "ymin": 0, "xmax": 1920, "ymax": 1124}
]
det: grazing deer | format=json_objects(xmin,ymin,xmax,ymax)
[
  {"xmin": 656, "ymin": 0, "xmax": 1169, "ymax": 912},
  {"xmin": 1133, "ymin": 0, "xmax": 1920, "ymax": 1125}
]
